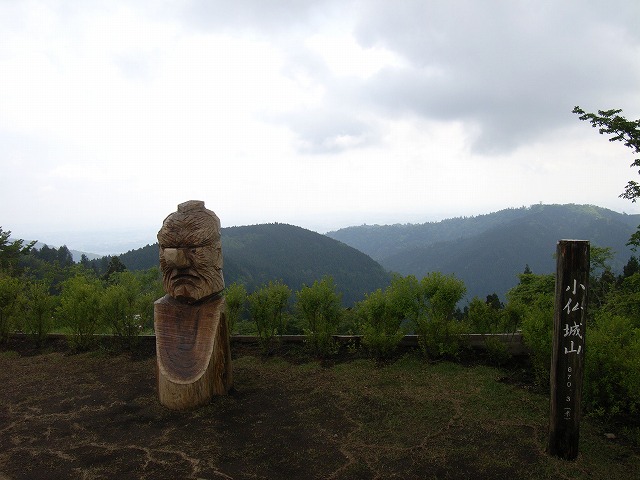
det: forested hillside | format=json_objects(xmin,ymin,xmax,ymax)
[
  {"xmin": 327, "ymin": 204, "xmax": 640, "ymax": 301},
  {"xmin": 116, "ymin": 223, "xmax": 391, "ymax": 306}
]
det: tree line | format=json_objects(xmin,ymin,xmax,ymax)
[{"xmin": 2, "ymin": 223, "xmax": 640, "ymax": 422}]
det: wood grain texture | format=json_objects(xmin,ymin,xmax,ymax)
[{"xmin": 154, "ymin": 295, "xmax": 232, "ymax": 410}]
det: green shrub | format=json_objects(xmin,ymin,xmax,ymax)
[
  {"xmin": 519, "ymin": 301, "xmax": 554, "ymax": 386},
  {"xmin": 248, "ymin": 280, "xmax": 291, "ymax": 353},
  {"xmin": 483, "ymin": 335, "xmax": 512, "ymax": 366},
  {"xmin": 584, "ymin": 312, "xmax": 640, "ymax": 418},
  {"xmin": 102, "ymin": 270, "xmax": 159, "ymax": 348},
  {"xmin": 468, "ymin": 297, "xmax": 500, "ymax": 334},
  {"xmin": 21, "ymin": 280, "xmax": 56, "ymax": 347},
  {"xmin": 225, "ymin": 283, "xmax": 247, "ymax": 334},
  {"xmin": 356, "ymin": 289, "xmax": 405, "ymax": 360},
  {"xmin": 0, "ymin": 273, "xmax": 23, "ymax": 343},
  {"xmin": 235, "ymin": 319, "xmax": 258, "ymax": 335},
  {"xmin": 57, "ymin": 275, "xmax": 103, "ymax": 350},
  {"xmin": 414, "ymin": 272, "xmax": 468, "ymax": 359},
  {"xmin": 295, "ymin": 276, "xmax": 342, "ymax": 357},
  {"xmin": 415, "ymin": 316, "xmax": 469, "ymax": 359}
]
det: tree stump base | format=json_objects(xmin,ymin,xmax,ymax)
[{"xmin": 154, "ymin": 294, "xmax": 232, "ymax": 410}]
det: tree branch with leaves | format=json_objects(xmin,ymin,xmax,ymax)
[{"xmin": 573, "ymin": 106, "xmax": 640, "ymax": 248}]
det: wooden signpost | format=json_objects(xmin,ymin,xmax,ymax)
[{"xmin": 548, "ymin": 240, "xmax": 589, "ymax": 460}]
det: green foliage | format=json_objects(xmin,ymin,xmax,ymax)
[
  {"xmin": 357, "ymin": 289, "xmax": 404, "ymax": 359},
  {"xmin": 573, "ymin": 107, "xmax": 640, "ymax": 201},
  {"xmin": 355, "ymin": 275, "xmax": 420, "ymax": 359},
  {"xmin": 507, "ymin": 273, "xmax": 554, "ymax": 385},
  {"xmin": 573, "ymin": 106, "xmax": 640, "ymax": 249},
  {"xmin": 519, "ymin": 302, "xmax": 554, "ymax": 386},
  {"xmin": 482, "ymin": 335, "xmax": 511, "ymax": 366},
  {"xmin": 414, "ymin": 272, "xmax": 468, "ymax": 359},
  {"xmin": 0, "ymin": 273, "xmax": 24, "ymax": 343},
  {"xmin": 57, "ymin": 274, "xmax": 104, "ymax": 350},
  {"xmin": 468, "ymin": 297, "xmax": 501, "ymax": 333},
  {"xmin": 103, "ymin": 255, "xmax": 127, "ymax": 282},
  {"xmin": 235, "ymin": 319, "xmax": 258, "ymax": 335},
  {"xmin": 601, "ymin": 272, "xmax": 640, "ymax": 328},
  {"xmin": 0, "ymin": 227, "xmax": 36, "ymax": 275},
  {"xmin": 468, "ymin": 296, "xmax": 521, "ymax": 335},
  {"xmin": 507, "ymin": 273, "xmax": 555, "ymax": 307},
  {"xmin": 247, "ymin": 280, "xmax": 291, "ymax": 353},
  {"xmin": 20, "ymin": 280, "xmax": 56, "ymax": 346},
  {"xmin": 584, "ymin": 312, "xmax": 640, "ymax": 418},
  {"xmin": 100, "ymin": 270, "xmax": 156, "ymax": 347},
  {"xmin": 417, "ymin": 316, "xmax": 469, "ymax": 359},
  {"xmin": 225, "ymin": 282, "xmax": 247, "ymax": 334},
  {"xmin": 295, "ymin": 276, "xmax": 343, "ymax": 357}
]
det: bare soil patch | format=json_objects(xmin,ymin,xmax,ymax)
[{"xmin": 1, "ymin": 338, "xmax": 638, "ymax": 479}]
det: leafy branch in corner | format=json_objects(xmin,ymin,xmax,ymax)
[{"xmin": 573, "ymin": 106, "xmax": 640, "ymax": 248}]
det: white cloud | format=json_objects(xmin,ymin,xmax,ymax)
[{"xmin": 1, "ymin": 0, "xmax": 640, "ymax": 251}]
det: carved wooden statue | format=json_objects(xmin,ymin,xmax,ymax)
[{"xmin": 154, "ymin": 200, "xmax": 233, "ymax": 409}]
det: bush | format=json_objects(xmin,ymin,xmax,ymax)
[
  {"xmin": 584, "ymin": 312, "xmax": 640, "ymax": 418},
  {"xmin": 414, "ymin": 272, "xmax": 468, "ymax": 359},
  {"xmin": 482, "ymin": 335, "xmax": 512, "ymax": 366},
  {"xmin": 0, "ymin": 273, "xmax": 23, "ymax": 343},
  {"xmin": 235, "ymin": 319, "xmax": 258, "ymax": 335},
  {"xmin": 357, "ymin": 289, "xmax": 405, "ymax": 360},
  {"xmin": 519, "ymin": 301, "xmax": 554, "ymax": 386},
  {"xmin": 57, "ymin": 275, "xmax": 103, "ymax": 350},
  {"xmin": 248, "ymin": 280, "xmax": 291, "ymax": 353},
  {"xmin": 21, "ymin": 280, "xmax": 56, "ymax": 347},
  {"xmin": 468, "ymin": 297, "xmax": 500, "ymax": 334},
  {"xmin": 415, "ymin": 316, "xmax": 469, "ymax": 359},
  {"xmin": 295, "ymin": 276, "xmax": 342, "ymax": 357},
  {"xmin": 225, "ymin": 283, "xmax": 247, "ymax": 334}
]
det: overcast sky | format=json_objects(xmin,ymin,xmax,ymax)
[{"xmin": 2, "ymin": 0, "xmax": 640, "ymax": 254}]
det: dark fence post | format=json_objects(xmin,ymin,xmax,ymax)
[{"xmin": 548, "ymin": 240, "xmax": 589, "ymax": 460}]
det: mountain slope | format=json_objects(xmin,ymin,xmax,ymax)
[
  {"xmin": 328, "ymin": 204, "xmax": 640, "ymax": 301},
  {"xmin": 118, "ymin": 223, "xmax": 391, "ymax": 306}
]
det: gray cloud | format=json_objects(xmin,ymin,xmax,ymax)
[
  {"xmin": 172, "ymin": 0, "xmax": 640, "ymax": 155},
  {"xmin": 275, "ymin": 108, "xmax": 378, "ymax": 154},
  {"xmin": 350, "ymin": 0, "xmax": 640, "ymax": 153}
]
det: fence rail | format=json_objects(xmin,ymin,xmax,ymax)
[{"xmin": 8, "ymin": 332, "xmax": 528, "ymax": 356}]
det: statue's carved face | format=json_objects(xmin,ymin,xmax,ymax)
[
  {"xmin": 158, "ymin": 201, "xmax": 224, "ymax": 303},
  {"xmin": 159, "ymin": 242, "xmax": 223, "ymax": 302}
]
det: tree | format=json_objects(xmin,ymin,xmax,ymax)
[
  {"xmin": 56, "ymin": 245, "xmax": 74, "ymax": 267},
  {"xmin": 485, "ymin": 293, "xmax": 503, "ymax": 310},
  {"xmin": 0, "ymin": 227, "xmax": 36, "ymax": 274},
  {"xmin": 103, "ymin": 255, "xmax": 127, "ymax": 282},
  {"xmin": 573, "ymin": 106, "xmax": 640, "ymax": 248},
  {"xmin": 621, "ymin": 256, "xmax": 640, "ymax": 280}
]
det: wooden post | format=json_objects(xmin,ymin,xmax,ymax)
[{"xmin": 548, "ymin": 240, "xmax": 589, "ymax": 460}]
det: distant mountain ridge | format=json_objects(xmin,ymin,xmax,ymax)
[
  {"xmin": 77, "ymin": 204, "xmax": 639, "ymax": 306},
  {"xmin": 327, "ymin": 204, "xmax": 640, "ymax": 301},
  {"xmin": 117, "ymin": 223, "xmax": 391, "ymax": 306}
]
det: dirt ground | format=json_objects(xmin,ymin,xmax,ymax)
[
  {"xmin": 0, "ymin": 338, "xmax": 353, "ymax": 480},
  {"xmin": 1, "ymin": 337, "xmax": 638, "ymax": 480}
]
